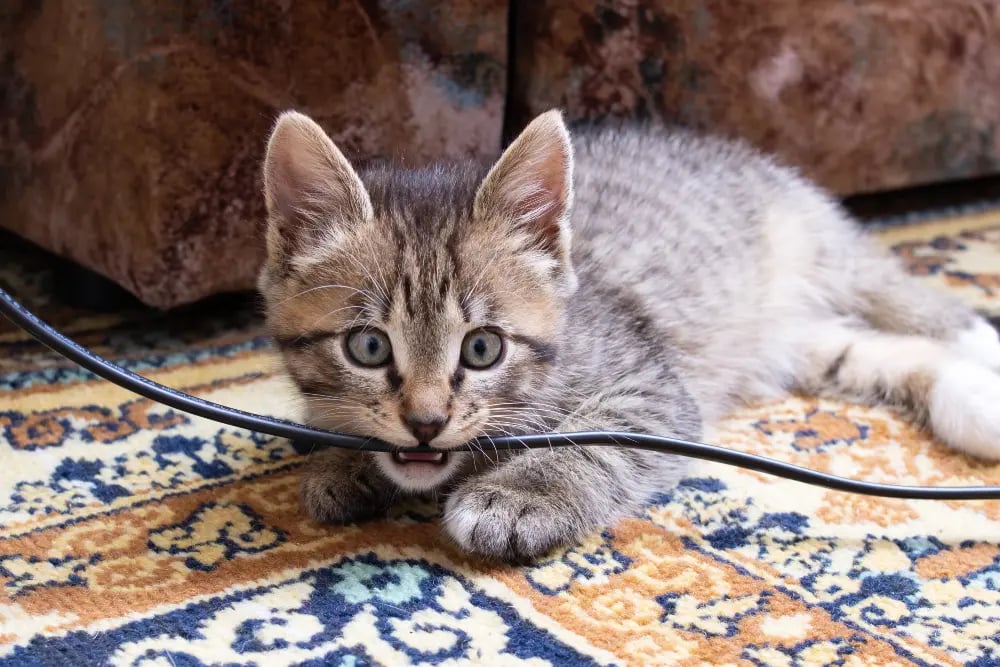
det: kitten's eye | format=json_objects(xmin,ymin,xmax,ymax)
[
  {"xmin": 460, "ymin": 329, "xmax": 504, "ymax": 369},
  {"xmin": 345, "ymin": 328, "xmax": 392, "ymax": 367}
]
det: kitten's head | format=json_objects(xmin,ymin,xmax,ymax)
[{"xmin": 259, "ymin": 110, "xmax": 575, "ymax": 490}]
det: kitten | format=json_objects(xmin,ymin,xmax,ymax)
[{"xmin": 258, "ymin": 109, "xmax": 1000, "ymax": 563}]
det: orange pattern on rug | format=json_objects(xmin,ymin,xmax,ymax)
[{"xmin": 1, "ymin": 212, "xmax": 999, "ymax": 665}]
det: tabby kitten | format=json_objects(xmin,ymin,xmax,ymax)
[{"xmin": 259, "ymin": 109, "xmax": 1000, "ymax": 563}]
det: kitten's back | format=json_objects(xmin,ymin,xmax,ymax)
[{"xmin": 566, "ymin": 126, "xmax": 869, "ymax": 415}]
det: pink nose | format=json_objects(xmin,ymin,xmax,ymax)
[{"xmin": 403, "ymin": 415, "xmax": 448, "ymax": 443}]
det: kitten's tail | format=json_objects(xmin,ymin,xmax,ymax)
[{"xmin": 797, "ymin": 320, "xmax": 1000, "ymax": 460}]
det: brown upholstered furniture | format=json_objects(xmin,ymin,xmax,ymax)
[
  {"xmin": 508, "ymin": 1, "xmax": 1000, "ymax": 196},
  {"xmin": 0, "ymin": 1, "xmax": 507, "ymax": 308},
  {"xmin": 3, "ymin": 1, "xmax": 1000, "ymax": 308}
]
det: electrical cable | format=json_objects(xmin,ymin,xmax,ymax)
[{"xmin": 2, "ymin": 285, "xmax": 999, "ymax": 500}]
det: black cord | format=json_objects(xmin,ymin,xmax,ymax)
[{"xmin": 2, "ymin": 286, "xmax": 999, "ymax": 500}]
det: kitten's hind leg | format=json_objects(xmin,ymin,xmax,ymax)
[
  {"xmin": 850, "ymin": 250, "xmax": 1000, "ymax": 369},
  {"xmin": 794, "ymin": 321, "xmax": 1000, "ymax": 461},
  {"xmin": 951, "ymin": 317, "xmax": 1000, "ymax": 370}
]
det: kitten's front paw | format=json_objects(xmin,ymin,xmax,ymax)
[
  {"xmin": 443, "ymin": 482, "xmax": 585, "ymax": 563},
  {"xmin": 299, "ymin": 452, "xmax": 392, "ymax": 524}
]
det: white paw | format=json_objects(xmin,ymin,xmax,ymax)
[
  {"xmin": 951, "ymin": 318, "xmax": 1000, "ymax": 370},
  {"xmin": 929, "ymin": 360, "xmax": 1000, "ymax": 460},
  {"xmin": 443, "ymin": 483, "xmax": 579, "ymax": 563}
]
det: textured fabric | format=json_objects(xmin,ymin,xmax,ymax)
[
  {"xmin": 509, "ymin": 0, "xmax": 1000, "ymax": 195},
  {"xmin": 0, "ymin": 1, "xmax": 507, "ymax": 308},
  {"xmin": 1, "ymin": 212, "xmax": 1000, "ymax": 665},
  {"xmin": 6, "ymin": 1, "xmax": 1000, "ymax": 309}
]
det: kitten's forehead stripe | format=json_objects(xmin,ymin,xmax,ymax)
[
  {"xmin": 445, "ymin": 228, "xmax": 464, "ymax": 278},
  {"xmin": 355, "ymin": 164, "xmax": 495, "ymax": 335},
  {"xmin": 361, "ymin": 162, "xmax": 485, "ymax": 235},
  {"xmin": 402, "ymin": 275, "xmax": 416, "ymax": 318}
]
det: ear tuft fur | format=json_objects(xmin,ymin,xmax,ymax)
[
  {"xmin": 262, "ymin": 111, "xmax": 373, "ymax": 268},
  {"xmin": 474, "ymin": 110, "xmax": 575, "ymax": 287}
]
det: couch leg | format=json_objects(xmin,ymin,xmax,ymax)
[{"xmin": 52, "ymin": 260, "xmax": 139, "ymax": 312}]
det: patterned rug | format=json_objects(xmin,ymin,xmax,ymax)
[{"xmin": 1, "ymin": 211, "xmax": 999, "ymax": 666}]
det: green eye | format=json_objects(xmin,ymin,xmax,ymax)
[
  {"xmin": 345, "ymin": 329, "xmax": 392, "ymax": 367},
  {"xmin": 460, "ymin": 329, "xmax": 504, "ymax": 369}
]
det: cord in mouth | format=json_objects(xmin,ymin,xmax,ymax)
[{"xmin": 392, "ymin": 451, "xmax": 448, "ymax": 465}]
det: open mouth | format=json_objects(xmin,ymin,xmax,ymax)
[{"xmin": 392, "ymin": 451, "xmax": 449, "ymax": 466}]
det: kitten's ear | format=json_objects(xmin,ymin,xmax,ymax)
[
  {"xmin": 262, "ymin": 111, "xmax": 373, "ymax": 264},
  {"xmin": 474, "ymin": 109, "xmax": 575, "ymax": 285}
]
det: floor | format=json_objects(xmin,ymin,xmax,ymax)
[{"xmin": 0, "ymin": 208, "xmax": 999, "ymax": 666}]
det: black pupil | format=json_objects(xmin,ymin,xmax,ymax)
[
  {"xmin": 473, "ymin": 337, "xmax": 487, "ymax": 358},
  {"xmin": 366, "ymin": 336, "xmax": 380, "ymax": 356}
]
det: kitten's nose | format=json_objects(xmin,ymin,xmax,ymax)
[{"xmin": 403, "ymin": 415, "xmax": 449, "ymax": 443}]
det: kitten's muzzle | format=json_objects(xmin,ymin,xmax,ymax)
[{"xmin": 403, "ymin": 414, "xmax": 450, "ymax": 444}]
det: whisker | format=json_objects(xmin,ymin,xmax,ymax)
[
  {"xmin": 466, "ymin": 436, "xmax": 498, "ymax": 465},
  {"xmin": 340, "ymin": 249, "xmax": 392, "ymax": 312},
  {"xmin": 483, "ymin": 424, "xmax": 531, "ymax": 451},
  {"xmin": 275, "ymin": 283, "xmax": 373, "ymax": 307},
  {"xmin": 463, "ymin": 441, "xmax": 479, "ymax": 472},
  {"xmin": 477, "ymin": 431, "xmax": 501, "ymax": 461},
  {"xmin": 300, "ymin": 304, "xmax": 367, "ymax": 333}
]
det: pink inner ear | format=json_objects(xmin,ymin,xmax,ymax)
[
  {"xmin": 267, "ymin": 153, "xmax": 310, "ymax": 220},
  {"xmin": 265, "ymin": 124, "xmax": 327, "ymax": 221},
  {"xmin": 477, "ymin": 112, "xmax": 574, "ymax": 253},
  {"xmin": 264, "ymin": 112, "xmax": 373, "ymax": 232},
  {"xmin": 517, "ymin": 147, "xmax": 569, "ymax": 253},
  {"xmin": 490, "ymin": 138, "xmax": 570, "ymax": 258},
  {"xmin": 542, "ymin": 148, "xmax": 569, "ymax": 214}
]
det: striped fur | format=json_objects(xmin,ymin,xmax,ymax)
[{"xmin": 259, "ymin": 110, "xmax": 1000, "ymax": 562}]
